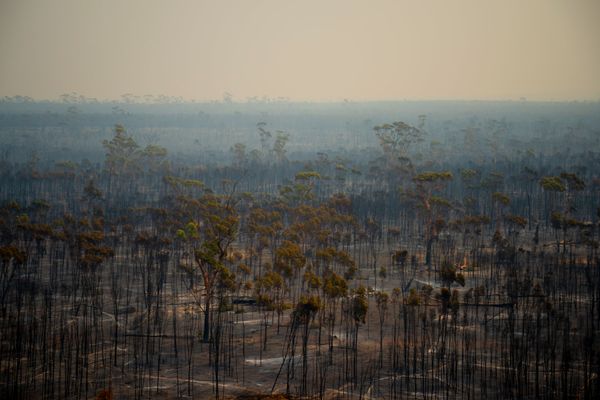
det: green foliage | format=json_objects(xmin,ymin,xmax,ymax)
[
  {"xmin": 440, "ymin": 259, "xmax": 465, "ymax": 287},
  {"xmin": 18, "ymin": 222, "xmax": 53, "ymax": 240},
  {"xmin": 414, "ymin": 171, "xmax": 453, "ymax": 182},
  {"xmin": 102, "ymin": 124, "xmax": 141, "ymax": 175},
  {"xmin": 462, "ymin": 215, "xmax": 491, "ymax": 225},
  {"xmin": 256, "ymin": 293, "xmax": 274, "ymax": 308},
  {"xmin": 279, "ymin": 182, "xmax": 316, "ymax": 203},
  {"xmin": 275, "ymin": 240, "xmax": 306, "ymax": 277},
  {"xmin": 185, "ymin": 221, "xmax": 200, "ymax": 239},
  {"xmin": 0, "ymin": 245, "xmax": 27, "ymax": 265},
  {"xmin": 316, "ymin": 247, "xmax": 335, "ymax": 264},
  {"xmin": 295, "ymin": 171, "xmax": 322, "ymax": 181},
  {"xmin": 550, "ymin": 211, "xmax": 584, "ymax": 230},
  {"xmin": 238, "ymin": 263, "xmax": 251, "ymax": 275},
  {"xmin": 375, "ymin": 291, "xmax": 389, "ymax": 309},
  {"xmin": 103, "ymin": 126, "xmax": 168, "ymax": 175},
  {"xmin": 217, "ymin": 266, "xmax": 237, "ymax": 292},
  {"xmin": 294, "ymin": 295, "xmax": 321, "ymax": 322},
  {"xmin": 257, "ymin": 270, "xmax": 285, "ymax": 291},
  {"xmin": 505, "ymin": 214, "xmax": 527, "ymax": 228},
  {"xmin": 303, "ymin": 270, "xmax": 322, "ymax": 289},
  {"xmin": 421, "ymin": 284, "xmax": 434, "ymax": 298},
  {"xmin": 374, "ymin": 121, "xmax": 425, "ymax": 157},
  {"xmin": 430, "ymin": 196, "xmax": 452, "ymax": 209},
  {"xmin": 323, "ymin": 272, "xmax": 348, "ymax": 298},
  {"xmin": 142, "ymin": 144, "xmax": 167, "ymax": 158},
  {"xmin": 55, "ymin": 160, "xmax": 77, "ymax": 170},
  {"xmin": 559, "ymin": 172, "xmax": 585, "ymax": 191},
  {"xmin": 406, "ymin": 288, "xmax": 421, "ymax": 306},
  {"xmin": 492, "ymin": 192, "xmax": 510, "ymax": 206},
  {"xmin": 80, "ymin": 244, "xmax": 114, "ymax": 269},
  {"xmin": 175, "ymin": 192, "xmax": 240, "ymax": 319},
  {"xmin": 16, "ymin": 214, "xmax": 29, "ymax": 224},
  {"xmin": 316, "ymin": 247, "xmax": 356, "ymax": 272},
  {"xmin": 540, "ymin": 176, "xmax": 566, "ymax": 192},
  {"xmin": 194, "ymin": 242, "xmax": 222, "ymax": 271},
  {"xmin": 351, "ymin": 286, "xmax": 368, "ymax": 324},
  {"xmin": 163, "ymin": 176, "xmax": 204, "ymax": 196}
]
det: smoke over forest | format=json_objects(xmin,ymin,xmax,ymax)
[
  {"xmin": 1, "ymin": 1, "xmax": 600, "ymax": 399},
  {"xmin": 0, "ymin": 98, "xmax": 599, "ymax": 399}
]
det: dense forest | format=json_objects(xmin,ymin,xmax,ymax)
[{"xmin": 0, "ymin": 100, "xmax": 599, "ymax": 399}]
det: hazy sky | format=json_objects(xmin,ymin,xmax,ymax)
[{"xmin": 1, "ymin": 0, "xmax": 599, "ymax": 101}]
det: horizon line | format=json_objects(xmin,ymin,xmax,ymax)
[{"xmin": 3, "ymin": 95, "xmax": 600, "ymax": 105}]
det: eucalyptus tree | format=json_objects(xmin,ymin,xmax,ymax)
[
  {"xmin": 296, "ymin": 295, "xmax": 322, "ymax": 396},
  {"xmin": 279, "ymin": 170, "xmax": 321, "ymax": 205},
  {"xmin": 103, "ymin": 124, "xmax": 168, "ymax": 199},
  {"xmin": 246, "ymin": 206, "xmax": 283, "ymax": 276},
  {"xmin": 410, "ymin": 171, "xmax": 454, "ymax": 269},
  {"xmin": 229, "ymin": 143, "xmax": 247, "ymax": 169},
  {"xmin": 540, "ymin": 173, "xmax": 586, "ymax": 254},
  {"xmin": 141, "ymin": 144, "xmax": 168, "ymax": 172},
  {"xmin": 254, "ymin": 268, "xmax": 284, "ymax": 364},
  {"xmin": 540, "ymin": 175, "xmax": 567, "ymax": 225},
  {"xmin": 322, "ymin": 271, "xmax": 348, "ymax": 362},
  {"xmin": 374, "ymin": 121, "xmax": 424, "ymax": 169},
  {"xmin": 274, "ymin": 240, "xmax": 306, "ymax": 299},
  {"xmin": 102, "ymin": 124, "xmax": 141, "ymax": 191},
  {"xmin": 364, "ymin": 216, "xmax": 383, "ymax": 287},
  {"xmin": 349, "ymin": 285, "xmax": 368, "ymax": 385},
  {"xmin": 175, "ymin": 189, "xmax": 240, "ymax": 343},
  {"xmin": 273, "ymin": 131, "xmax": 290, "ymax": 165},
  {"xmin": 271, "ymin": 295, "xmax": 321, "ymax": 397},
  {"xmin": 460, "ymin": 168, "xmax": 481, "ymax": 213},
  {"xmin": 491, "ymin": 191, "xmax": 510, "ymax": 232}
]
